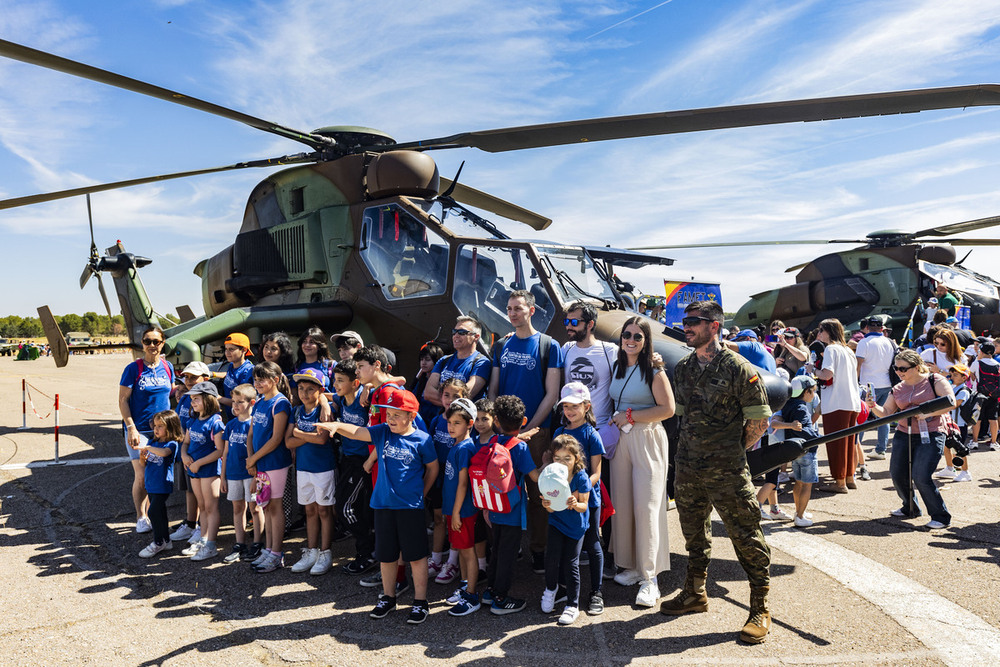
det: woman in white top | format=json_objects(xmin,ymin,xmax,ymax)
[
  {"xmin": 808, "ymin": 319, "xmax": 861, "ymax": 493},
  {"xmin": 920, "ymin": 328, "xmax": 962, "ymax": 375},
  {"xmin": 607, "ymin": 317, "xmax": 674, "ymax": 608}
]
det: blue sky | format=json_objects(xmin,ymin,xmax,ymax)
[{"xmin": 3, "ymin": 0, "xmax": 1000, "ymax": 319}]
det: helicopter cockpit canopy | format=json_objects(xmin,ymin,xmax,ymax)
[{"xmin": 918, "ymin": 260, "xmax": 998, "ymax": 300}]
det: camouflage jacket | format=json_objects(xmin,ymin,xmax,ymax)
[{"xmin": 674, "ymin": 346, "xmax": 771, "ymax": 470}]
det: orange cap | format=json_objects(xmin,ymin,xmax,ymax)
[{"xmin": 224, "ymin": 333, "xmax": 254, "ymax": 356}]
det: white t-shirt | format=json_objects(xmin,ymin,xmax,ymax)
[
  {"xmin": 820, "ymin": 343, "xmax": 862, "ymax": 414},
  {"xmin": 855, "ymin": 334, "xmax": 895, "ymax": 388},
  {"xmin": 562, "ymin": 340, "xmax": 618, "ymax": 426},
  {"xmin": 920, "ymin": 348, "xmax": 961, "ymax": 372}
]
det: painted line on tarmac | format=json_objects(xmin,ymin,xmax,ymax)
[
  {"xmin": 766, "ymin": 525, "xmax": 1000, "ymax": 666},
  {"xmin": 0, "ymin": 456, "xmax": 130, "ymax": 470}
]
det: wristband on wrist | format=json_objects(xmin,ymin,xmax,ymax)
[{"xmin": 626, "ymin": 407, "xmax": 635, "ymax": 425}]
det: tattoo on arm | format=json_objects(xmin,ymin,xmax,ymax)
[{"xmin": 743, "ymin": 418, "xmax": 770, "ymax": 449}]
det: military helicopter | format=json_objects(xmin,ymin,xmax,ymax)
[
  {"xmin": 2, "ymin": 38, "xmax": 999, "ymax": 409},
  {"xmin": 634, "ymin": 216, "xmax": 1000, "ymax": 337}
]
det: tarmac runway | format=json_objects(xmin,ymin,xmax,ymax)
[{"xmin": 1, "ymin": 354, "xmax": 998, "ymax": 666}]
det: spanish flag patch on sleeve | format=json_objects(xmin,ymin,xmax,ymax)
[{"xmin": 748, "ymin": 375, "xmax": 759, "ymax": 384}]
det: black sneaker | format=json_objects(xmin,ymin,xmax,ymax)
[
  {"xmin": 223, "ymin": 543, "xmax": 246, "ymax": 563},
  {"xmin": 407, "ymin": 602, "xmax": 429, "ymax": 624},
  {"xmin": 490, "ymin": 594, "xmax": 526, "ymax": 615},
  {"xmin": 370, "ymin": 595, "xmax": 396, "ymax": 619},
  {"xmin": 345, "ymin": 556, "xmax": 378, "ymax": 575},
  {"xmin": 531, "ymin": 551, "xmax": 545, "ymax": 574},
  {"xmin": 241, "ymin": 542, "xmax": 263, "ymax": 563},
  {"xmin": 588, "ymin": 591, "xmax": 605, "ymax": 615},
  {"xmin": 332, "ymin": 527, "xmax": 352, "ymax": 543}
]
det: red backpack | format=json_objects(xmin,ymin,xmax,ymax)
[{"xmin": 469, "ymin": 435, "xmax": 521, "ymax": 513}]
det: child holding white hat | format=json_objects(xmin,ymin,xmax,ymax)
[{"xmin": 553, "ymin": 381, "xmax": 607, "ymax": 615}]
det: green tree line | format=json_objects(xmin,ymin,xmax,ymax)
[{"xmin": 0, "ymin": 313, "xmax": 177, "ymax": 339}]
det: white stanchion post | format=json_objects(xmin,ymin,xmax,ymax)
[
  {"xmin": 52, "ymin": 393, "xmax": 64, "ymax": 465},
  {"xmin": 18, "ymin": 379, "xmax": 28, "ymax": 430}
]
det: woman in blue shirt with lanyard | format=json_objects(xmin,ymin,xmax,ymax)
[{"xmin": 118, "ymin": 326, "xmax": 174, "ymax": 534}]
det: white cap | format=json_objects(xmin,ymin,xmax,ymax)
[{"xmin": 557, "ymin": 381, "xmax": 591, "ymax": 405}]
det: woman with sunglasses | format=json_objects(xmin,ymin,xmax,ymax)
[
  {"xmin": 920, "ymin": 327, "xmax": 962, "ymax": 375},
  {"xmin": 118, "ymin": 325, "xmax": 175, "ymax": 534},
  {"xmin": 608, "ymin": 317, "xmax": 675, "ymax": 607},
  {"xmin": 866, "ymin": 349, "xmax": 953, "ymax": 529},
  {"xmin": 773, "ymin": 327, "xmax": 808, "ymax": 376},
  {"xmin": 808, "ymin": 319, "xmax": 861, "ymax": 493}
]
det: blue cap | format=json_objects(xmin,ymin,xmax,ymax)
[{"xmin": 736, "ymin": 329, "xmax": 759, "ymax": 340}]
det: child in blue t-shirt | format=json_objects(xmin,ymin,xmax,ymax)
[
  {"xmin": 286, "ymin": 368, "xmax": 336, "ymax": 576},
  {"xmin": 325, "ymin": 359, "xmax": 377, "ymax": 575},
  {"xmin": 553, "ymin": 382, "xmax": 606, "ymax": 614},
  {"xmin": 429, "ymin": 377, "xmax": 469, "ymax": 584},
  {"xmin": 324, "ymin": 387, "xmax": 438, "ymax": 625},
  {"xmin": 770, "ymin": 375, "xmax": 821, "ymax": 528},
  {"xmin": 442, "ymin": 398, "xmax": 480, "ymax": 616},
  {"xmin": 246, "ymin": 362, "xmax": 293, "ymax": 573},
  {"xmin": 481, "ymin": 395, "xmax": 540, "ymax": 616},
  {"xmin": 221, "ymin": 332, "xmax": 255, "ymax": 420},
  {"xmin": 181, "ymin": 382, "xmax": 225, "ymax": 562},
  {"xmin": 135, "ymin": 410, "xmax": 182, "ymax": 558},
  {"xmin": 170, "ymin": 362, "xmax": 211, "ymax": 547},
  {"xmin": 540, "ymin": 434, "xmax": 591, "ymax": 626},
  {"xmin": 220, "ymin": 383, "xmax": 262, "ymax": 563}
]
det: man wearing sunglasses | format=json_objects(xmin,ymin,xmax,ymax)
[
  {"xmin": 660, "ymin": 301, "xmax": 773, "ymax": 645},
  {"xmin": 562, "ymin": 301, "xmax": 618, "ymax": 427},
  {"xmin": 423, "ymin": 316, "xmax": 492, "ymax": 405}
]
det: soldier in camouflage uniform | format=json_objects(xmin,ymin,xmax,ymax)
[{"xmin": 658, "ymin": 300, "xmax": 774, "ymax": 644}]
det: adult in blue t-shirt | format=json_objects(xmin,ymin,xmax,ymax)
[
  {"xmin": 118, "ymin": 326, "xmax": 174, "ymax": 533},
  {"xmin": 726, "ymin": 330, "xmax": 777, "ymax": 373},
  {"xmin": 425, "ymin": 316, "xmax": 493, "ymax": 404},
  {"xmin": 488, "ymin": 290, "xmax": 564, "ymax": 564}
]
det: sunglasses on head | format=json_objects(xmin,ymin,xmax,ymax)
[
  {"xmin": 681, "ymin": 316, "xmax": 712, "ymax": 327},
  {"xmin": 621, "ymin": 331, "xmax": 644, "ymax": 342}
]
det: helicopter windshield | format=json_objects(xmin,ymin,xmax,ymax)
[
  {"xmin": 535, "ymin": 245, "xmax": 618, "ymax": 304},
  {"xmin": 360, "ymin": 204, "xmax": 449, "ymax": 300},
  {"xmin": 918, "ymin": 261, "xmax": 999, "ymax": 300},
  {"xmin": 422, "ymin": 200, "xmax": 508, "ymax": 240}
]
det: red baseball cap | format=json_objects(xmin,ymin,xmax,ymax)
[{"xmin": 373, "ymin": 387, "xmax": 419, "ymax": 413}]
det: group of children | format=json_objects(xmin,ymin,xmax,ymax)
[{"xmin": 133, "ymin": 328, "xmax": 610, "ymax": 626}]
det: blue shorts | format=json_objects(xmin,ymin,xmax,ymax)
[{"xmin": 792, "ymin": 449, "xmax": 819, "ymax": 484}]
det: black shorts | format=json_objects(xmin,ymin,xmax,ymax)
[
  {"xmin": 474, "ymin": 512, "xmax": 488, "ymax": 543},
  {"xmin": 426, "ymin": 484, "xmax": 443, "ymax": 511},
  {"xmin": 174, "ymin": 462, "xmax": 191, "ymax": 492},
  {"xmin": 982, "ymin": 395, "xmax": 1000, "ymax": 422},
  {"xmin": 374, "ymin": 508, "xmax": 430, "ymax": 563}
]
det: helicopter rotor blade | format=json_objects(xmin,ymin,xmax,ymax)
[
  {"xmin": 0, "ymin": 39, "xmax": 335, "ymax": 151},
  {"xmin": 385, "ymin": 85, "xmax": 1000, "ymax": 154},
  {"xmin": 439, "ymin": 178, "xmax": 552, "ymax": 230},
  {"xmin": 95, "ymin": 274, "xmax": 113, "ymax": 320},
  {"xmin": 0, "ymin": 153, "xmax": 317, "ymax": 211},
  {"xmin": 909, "ymin": 214, "xmax": 1000, "ymax": 239},
  {"xmin": 938, "ymin": 238, "xmax": 1000, "ymax": 246},
  {"xmin": 80, "ymin": 264, "xmax": 95, "ymax": 290},
  {"xmin": 628, "ymin": 239, "xmax": 846, "ymax": 251}
]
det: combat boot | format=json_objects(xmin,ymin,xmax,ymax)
[
  {"xmin": 658, "ymin": 570, "xmax": 708, "ymax": 615},
  {"xmin": 739, "ymin": 585, "xmax": 771, "ymax": 644}
]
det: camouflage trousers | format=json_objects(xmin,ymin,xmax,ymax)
[{"xmin": 674, "ymin": 462, "xmax": 770, "ymax": 588}]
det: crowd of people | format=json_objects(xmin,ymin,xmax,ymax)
[{"xmin": 115, "ymin": 283, "xmax": 983, "ymax": 642}]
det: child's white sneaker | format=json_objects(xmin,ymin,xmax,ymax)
[
  {"xmin": 435, "ymin": 562, "xmax": 459, "ymax": 584},
  {"xmin": 427, "ymin": 559, "xmax": 443, "ymax": 579},
  {"xmin": 187, "ymin": 526, "xmax": 202, "ymax": 544},
  {"xmin": 558, "ymin": 606, "xmax": 579, "ymax": 625},
  {"xmin": 291, "ymin": 547, "xmax": 319, "ymax": 573},
  {"xmin": 932, "ymin": 467, "xmax": 956, "ymax": 479},
  {"xmin": 540, "ymin": 588, "xmax": 557, "ymax": 613},
  {"xmin": 181, "ymin": 538, "xmax": 205, "ymax": 557},
  {"xmin": 953, "ymin": 470, "xmax": 973, "ymax": 482},
  {"xmin": 310, "ymin": 550, "xmax": 333, "ymax": 575},
  {"xmin": 139, "ymin": 541, "xmax": 172, "ymax": 558},
  {"xmin": 135, "ymin": 517, "xmax": 152, "ymax": 534}
]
